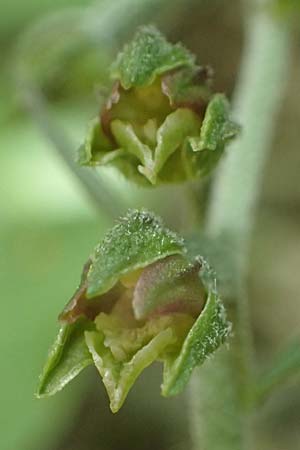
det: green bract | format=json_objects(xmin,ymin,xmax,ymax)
[
  {"xmin": 86, "ymin": 209, "xmax": 185, "ymax": 298},
  {"xmin": 111, "ymin": 25, "xmax": 195, "ymax": 89},
  {"xmin": 78, "ymin": 25, "xmax": 239, "ymax": 185},
  {"xmin": 37, "ymin": 210, "xmax": 230, "ymax": 412}
]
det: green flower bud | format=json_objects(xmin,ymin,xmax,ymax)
[
  {"xmin": 78, "ymin": 25, "xmax": 239, "ymax": 186},
  {"xmin": 37, "ymin": 210, "xmax": 230, "ymax": 412}
]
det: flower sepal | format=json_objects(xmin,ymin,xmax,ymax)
[
  {"xmin": 37, "ymin": 210, "xmax": 231, "ymax": 412},
  {"xmin": 78, "ymin": 26, "xmax": 239, "ymax": 186}
]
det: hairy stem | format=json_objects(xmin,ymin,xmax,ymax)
[
  {"xmin": 207, "ymin": 4, "xmax": 291, "ymax": 273},
  {"xmin": 190, "ymin": 5, "xmax": 291, "ymax": 450}
]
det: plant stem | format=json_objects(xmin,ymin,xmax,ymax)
[
  {"xmin": 190, "ymin": 4, "xmax": 291, "ymax": 450},
  {"xmin": 207, "ymin": 3, "xmax": 291, "ymax": 274}
]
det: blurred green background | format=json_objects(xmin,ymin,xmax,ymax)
[{"xmin": 1, "ymin": 1, "xmax": 299, "ymax": 449}]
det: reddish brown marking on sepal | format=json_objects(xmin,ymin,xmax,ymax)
[
  {"xmin": 58, "ymin": 259, "xmax": 123, "ymax": 324},
  {"xmin": 100, "ymin": 81, "xmax": 121, "ymax": 140},
  {"xmin": 152, "ymin": 298, "xmax": 203, "ymax": 318},
  {"xmin": 161, "ymin": 66, "xmax": 213, "ymax": 118}
]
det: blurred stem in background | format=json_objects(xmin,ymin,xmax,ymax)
[
  {"xmin": 190, "ymin": 2, "xmax": 292, "ymax": 450},
  {"xmin": 18, "ymin": 78, "xmax": 123, "ymax": 218}
]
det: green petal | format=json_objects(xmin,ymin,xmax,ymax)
[
  {"xmin": 78, "ymin": 119, "xmax": 153, "ymax": 185},
  {"xmin": 161, "ymin": 65, "xmax": 212, "ymax": 110},
  {"xmin": 111, "ymin": 120, "xmax": 152, "ymax": 166},
  {"xmin": 132, "ymin": 255, "xmax": 205, "ymax": 320},
  {"xmin": 190, "ymin": 93, "xmax": 240, "ymax": 153},
  {"xmin": 186, "ymin": 94, "xmax": 240, "ymax": 178},
  {"xmin": 85, "ymin": 326, "xmax": 175, "ymax": 413},
  {"xmin": 111, "ymin": 25, "xmax": 195, "ymax": 89},
  {"xmin": 110, "ymin": 119, "xmax": 155, "ymax": 183},
  {"xmin": 36, "ymin": 319, "xmax": 93, "ymax": 397},
  {"xmin": 78, "ymin": 118, "xmax": 115, "ymax": 166},
  {"xmin": 161, "ymin": 259, "xmax": 231, "ymax": 396},
  {"xmin": 110, "ymin": 108, "xmax": 201, "ymax": 184},
  {"xmin": 153, "ymin": 108, "xmax": 201, "ymax": 176},
  {"xmin": 86, "ymin": 210, "xmax": 185, "ymax": 298}
]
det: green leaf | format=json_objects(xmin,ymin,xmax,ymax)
[
  {"xmin": 36, "ymin": 319, "xmax": 93, "ymax": 397},
  {"xmin": 161, "ymin": 259, "xmax": 231, "ymax": 396},
  {"xmin": 111, "ymin": 25, "xmax": 195, "ymax": 89},
  {"xmin": 132, "ymin": 255, "xmax": 205, "ymax": 320},
  {"xmin": 86, "ymin": 210, "xmax": 185, "ymax": 298}
]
